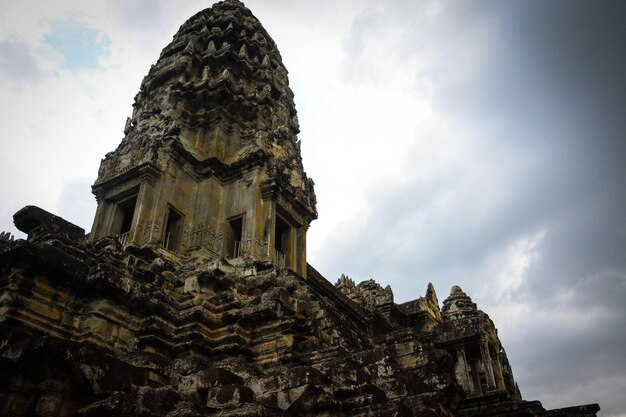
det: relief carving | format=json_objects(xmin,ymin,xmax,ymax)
[
  {"xmin": 215, "ymin": 229, "xmax": 224, "ymax": 255},
  {"xmin": 190, "ymin": 224, "xmax": 204, "ymax": 248},
  {"xmin": 243, "ymin": 232, "xmax": 252, "ymax": 256}
]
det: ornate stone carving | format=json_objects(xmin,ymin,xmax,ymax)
[
  {"xmin": 335, "ymin": 276, "xmax": 394, "ymax": 310},
  {"xmin": 135, "ymin": 219, "xmax": 145, "ymax": 245},
  {"xmin": 182, "ymin": 224, "xmax": 190, "ymax": 250},
  {"xmin": 243, "ymin": 231, "xmax": 252, "ymax": 256},
  {"xmin": 204, "ymin": 224, "xmax": 217, "ymax": 249},
  {"xmin": 215, "ymin": 229, "xmax": 223, "ymax": 255},
  {"xmin": 190, "ymin": 224, "xmax": 204, "ymax": 249}
]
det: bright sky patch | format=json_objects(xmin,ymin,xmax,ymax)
[{"xmin": 43, "ymin": 17, "xmax": 110, "ymax": 70}]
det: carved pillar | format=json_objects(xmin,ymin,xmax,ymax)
[
  {"xmin": 296, "ymin": 225, "xmax": 308, "ymax": 277},
  {"xmin": 268, "ymin": 202, "xmax": 277, "ymax": 262},
  {"xmin": 480, "ymin": 339, "xmax": 497, "ymax": 390},
  {"xmin": 129, "ymin": 183, "xmax": 148, "ymax": 245},
  {"xmin": 260, "ymin": 179, "xmax": 277, "ymax": 262},
  {"xmin": 89, "ymin": 189, "xmax": 108, "ymax": 241},
  {"xmin": 132, "ymin": 166, "xmax": 161, "ymax": 245},
  {"xmin": 491, "ymin": 348, "xmax": 506, "ymax": 390},
  {"xmin": 455, "ymin": 345, "xmax": 473, "ymax": 393},
  {"xmin": 471, "ymin": 356, "xmax": 482, "ymax": 395}
]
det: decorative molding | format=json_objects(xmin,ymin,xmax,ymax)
[{"xmin": 260, "ymin": 179, "xmax": 279, "ymax": 201}]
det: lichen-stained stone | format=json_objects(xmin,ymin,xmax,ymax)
[{"xmin": 0, "ymin": 1, "xmax": 600, "ymax": 416}]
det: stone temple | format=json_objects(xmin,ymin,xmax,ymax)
[{"xmin": 0, "ymin": 1, "xmax": 600, "ymax": 416}]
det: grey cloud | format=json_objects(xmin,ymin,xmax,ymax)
[
  {"xmin": 511, "ymin": 281, "xmax": 626, "ymax": 415},
  {"xmin": 317, "ymin": 0, "xmax": 626, "ymax": 415},
  {"xmin": 0, "ymin": 36, "xmax": 47, "ymax": 87}
]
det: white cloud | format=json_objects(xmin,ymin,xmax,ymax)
[{"xmin": 477, "ymin": 229, "xmax": 545, "ymax": 301}]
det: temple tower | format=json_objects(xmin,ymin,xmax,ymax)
[
  {"xmin": 437, "ymin": 286, "xmax": 519, "ymax": 399},
  {"xmin": 89, "ymin": 0, "xmax": 317, "ymax": 275}
]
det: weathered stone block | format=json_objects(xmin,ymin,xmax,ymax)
[
  {"xmin": 13, "ymin": 205, "xmax": 84, "ymax": 242},
  {"xmin": 205, "ymin": 384, "xmax": 254, "ymax": 407}
]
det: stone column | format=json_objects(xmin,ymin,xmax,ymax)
[
  {"xmin": 89, "ymin": 189, "xmax": 108, "ymax": 240},
  {"xmin": 471, "ymin": 356, "xmax": 482, "ymax": 395},
  {"xmin": 491, "ymin": 349, "xmax": 506, "ymax": 390},
  {"xmin": 480, "ymin": 339, "xmax": 497, "ymax": 390},
  {"xmin": 260, "ymin": 200, "xmax": 276, "ymax": 263},
  {"xmin": 260, "ymin": 180, "xmax": 278, "ymax": 262},
  {"xmin": 296, "ymin": 225, "xmax": 308, "ymax": 277},
  {"xmin": 455, "ymin": 345, "xmax": 473, "ymax": 393},
  {"xmin": 131, "ymin": 165, "xmax": 162, "ymax": 245},
  {"xmin": 129, "ymin": 183, "xmax": 149, "ymax": 245},
  {"xmin": 134, "ymin": 183, "xmax": 159, "ymax": 244}
]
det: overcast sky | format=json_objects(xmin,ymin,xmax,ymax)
[{"xmin": 1, "ymin": 1, "xmax": 624, "ymax": 415}]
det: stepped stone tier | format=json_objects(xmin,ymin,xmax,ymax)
[{"xmin": 0, "ymin": 1, "xmax": 599, "ymax": 416}]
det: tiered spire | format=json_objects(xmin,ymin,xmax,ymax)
[
  {"xmin": 441, "ymin": 285, "xmax": 478, "ymax": 318},
  {"xmin": 95, "ymin": 0, "xmax": 315, "ymax": 215},
  {"xmin": 90, "ymin": 0, "xmax": 316, "ymax": 274}
]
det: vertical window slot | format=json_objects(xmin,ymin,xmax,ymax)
[
  {"xmin": 164, "ymin": 207, "xmax": 183, "ymax": 252},
  {"xmin": 225, "ymin": 216, "xmax": 244, "ymax": 258}
]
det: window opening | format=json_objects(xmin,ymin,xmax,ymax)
[
  {"xmin": 225, "ymin": 216, "xmax": 243, "ymax": 258},
  {"xmin": 465, "ymin": 343, "xmax": 483, "ymax": 396},
  {"xmin": 114, "ymin": 196, "xmax": 137, "ymax": 246},
  {"xmin": 164, "ymin": 207, "xmax": 183, "ymax": 252},
  {"xmin": 274, "ymin": 215, "xmax": 290, "ymax": 269}
]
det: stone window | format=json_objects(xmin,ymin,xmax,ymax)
[
  {"xmin": 225, "ymin": 215, "xmax": 244, "ymax": 258},
  {"xmin": 111, "ymin": 195, "xmax": 137, "ymax": 246},
  {"xmin": 164, "ymin": 206, "xmax": 183, "ymax": 252},
  {"xmin": 274, "ymin": 215, "xmax": 291, "ymax": 268}
]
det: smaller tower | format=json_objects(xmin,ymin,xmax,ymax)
[
  {"xmin": 437, "ymin": 286, "xmax": 519, "ymax": 399},
  {"xmin": 89, "ymin": 0, "xmax": 317, "ymax": 275}
]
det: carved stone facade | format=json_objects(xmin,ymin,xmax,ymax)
[
  {"xmin": 90, "ymin": 0, "xmax": 315, "ymax": 275},
  {"xmin": 0, "ymin": 1, "xmax": 599, "ymax": 416}
]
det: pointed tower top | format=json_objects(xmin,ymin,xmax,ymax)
[
  {"xmin": 441, "ymin": 285, "xmax": 477, "ymax": 317},
  {"xmin": 425, "ymin": 282, "xmax": 437, "ymax": 301},
  {"xmin": 96, "ymin": 0, "xmax": 305, "ymax": 177},
  {"xmin": 90, "ymin": 0, "xmax": 316, "ymax": 275}
]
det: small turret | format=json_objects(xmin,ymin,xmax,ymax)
[
  {"xmin": 441, "ymin": 285, "xmax": 477, "ymax": 319},
  {"xmin": 438, "ymin": 285, "xmax": 519, "ymax": 401}
]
